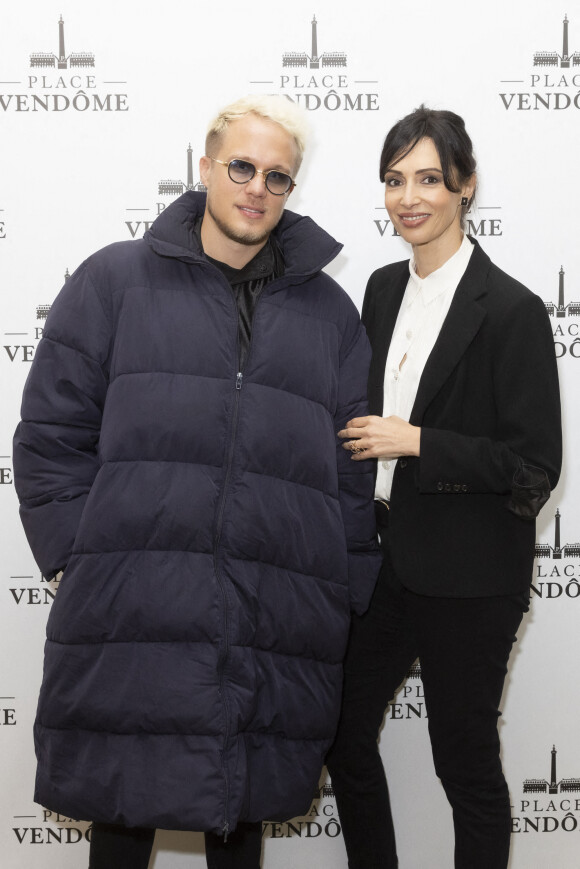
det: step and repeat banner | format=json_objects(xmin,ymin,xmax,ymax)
[{"xmin": 1, "ymin": 1, "xmax": 578, "ymax": 867}]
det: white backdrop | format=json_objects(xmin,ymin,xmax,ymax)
[{"xmin": 1, "ymin": 1, "xmax": 579, "ymax": 867}]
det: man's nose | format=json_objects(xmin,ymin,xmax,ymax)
[{"xmin": 245, "ymin": 170, "xmax": 268, "ymax": 196}]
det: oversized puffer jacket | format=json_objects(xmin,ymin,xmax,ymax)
[{"xmin": 13, "ymin": 191, "xmax": 381, "ymax": 834}]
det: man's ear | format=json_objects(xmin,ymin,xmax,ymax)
[{"xmin": 199, "ymin": 156, "xmax": 211, "ymax": 188}]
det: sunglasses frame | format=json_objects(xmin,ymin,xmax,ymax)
[{"xmin": 208, "ymin": 157, "xmax": 296, "ymax": 195}]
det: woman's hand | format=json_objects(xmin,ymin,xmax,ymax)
[{"xmin": 338, "ymin": 415, "xmax": 421, "ymax": 461}]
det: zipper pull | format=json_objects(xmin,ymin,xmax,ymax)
[
  {"xmin": 236, "ymin": 372, "xmax": 243, "ymax": 390},
  {"xmin": 223, "ymin": 821, "xmax": 229, "ymax": 843}
]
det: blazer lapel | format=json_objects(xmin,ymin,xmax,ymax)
[
  {"xmin": 409, "ymin": 240, "xmax": 490, "ymax": 425},
  {"xmin": 365, "ymin": 266, "xmax": 408, "ymax": 416}
]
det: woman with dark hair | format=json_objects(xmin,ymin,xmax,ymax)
[{"xmin": 326, "ymin": 106, "xmax": 562, "ymax": 868}]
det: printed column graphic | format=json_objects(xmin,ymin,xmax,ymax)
[
  {"xmin": 282, "ymin": 15, "xmax": 346, "ymax": 68},
  {"xmin": 535, "ymin": 509, "xmax": 580, "ymax": 559},
  {"xmin": 545, "ymin": 267, "xmax": 580, "ymax": 317},
  {"xmin": 159, "ymin": 145, "xmax": 206, "ymax": 196},
  {"xmin": 523, "ymin": 746, "xmax": 580, "ymax": 793},
  {"xmin": 30, "ymin": 16, "xmax": 95, "ymax": 69},
  {"xmin": 57, "ymin": 15, "xmax": 66, "ymax": 69},
  {"xmin": 533, "ymin": 13, "xmax": 580, "ymax": 67}
]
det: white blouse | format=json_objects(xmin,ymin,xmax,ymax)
[{"xmin": 374, "ymin": 234, "xmax": 474, "ymax": 501}]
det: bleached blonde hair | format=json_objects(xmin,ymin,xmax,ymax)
[{"xmin": 205, "ymin": 95, "xmax": 309, "ymax": 172}]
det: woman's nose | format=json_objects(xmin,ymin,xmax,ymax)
[{"xmin": 400, "ymin": 182, "xmax": 420, "ymax": 207}]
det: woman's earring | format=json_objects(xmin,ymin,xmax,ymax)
[{"xmin": 461, "ymin": 196, "xmax": 469, "ymax": 207}]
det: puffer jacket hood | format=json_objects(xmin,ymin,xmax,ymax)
[{"xmin": 13, "ymin": 191, "xmax": 381, "ymax": 833}]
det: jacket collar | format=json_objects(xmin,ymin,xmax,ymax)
[{"xmin": 143, "ymin": 190, "xmax": 342, "ymax": 280}]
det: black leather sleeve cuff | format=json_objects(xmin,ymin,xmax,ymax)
[{"xmin": 507, "ymin": 463, "xmax": 551, "ymax": 520}]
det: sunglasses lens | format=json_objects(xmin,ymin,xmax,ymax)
[
  {"xmin": 228, "ymin": 159, "xmax": 255, "ymax": 183},
  {"xmin": 225, "ymin": 159, "xmax": 292, "ymax": 194},
  {"xmin": 266, "ymin": 171, "xmax": 293, "ymax": 195}
]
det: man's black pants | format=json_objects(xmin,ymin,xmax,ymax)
[
  {"xmin": 326, "ymin": 507, "xmax": 528, "ymax": 869},
  {"xmin": 88, "ymin": 820, "xmax": 263, "ymax": 869}
]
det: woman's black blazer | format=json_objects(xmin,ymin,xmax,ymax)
[{"xmin": 362, "ymin": 237, "xmax": 562, "ymax": 597}]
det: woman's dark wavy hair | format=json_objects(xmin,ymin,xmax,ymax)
[{"xmin": 379, "ymin": 105, "xmax": 477, "ymax": 206}]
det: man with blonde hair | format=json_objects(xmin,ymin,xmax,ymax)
[{"xmin": 13, "ymin": 94, "xmax": 380, "ymax": 868}]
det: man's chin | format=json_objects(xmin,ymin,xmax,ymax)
[
  {"xmin": 234, "ymin": 230, "xmax": 270, "ymax": 247},
  {"xmin": 221, "ymin": 222, "xmax": 271, "ymax": 247},
  {"xmin": 205, "ymin": 200, "xmax": 278, "ymax": 249}
]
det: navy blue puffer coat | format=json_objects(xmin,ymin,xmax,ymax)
[{"xmin": 13, "ymin": 191, "xmax": 381, "ymax": 834}]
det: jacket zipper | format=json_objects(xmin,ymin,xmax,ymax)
[
  {"xmin": 212, "ymin": 275, "xmax": 251, "ymax": 839},
  {"xmin": 211, "ymin": 274, "xmax": 273, "ymax": 837},
  {"xmin": 212, "ymin": 371, "xmax": 241, "ymax": 840}
]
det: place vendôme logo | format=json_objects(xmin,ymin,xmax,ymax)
[
  {"xmin": 8, "ymin": 568, "xmax": 59, "ymax": 608},
  {"xmin": 124, "ymin": 144, "xmax": 206, "ymax": 238},
  {"xmin": 543, "ymin": 266, "xmax": 580, "ymax": 360},
  {"xmin": 3, "ymin": 288, "xmax": 59, "ymax": 607},
  {"xmin": 263, "ymin": 780, "xmax": 342, "ymax": 841},
  {"xmin": 373, "ymin": 204, "xmax": 504, "ymax": 241},
  {"xmin": 0, "ymin": 15, "xmax": 129, "ymax": 114},
  {"xmin": 7, "ymin": 354, "xmax": 60, "ymax": 615},
  {"xmin": 512, "ymin": 745, "xmax": 580, "ymax": 835},
  {"xmin": 11, "ymin": 809, "xmax": 92, "ymax": 848},
  {"xmin": 0, "ymin": 449, "xmax": 12, "ymax": 487},
  {"xmin": 499, "ymin": 13, "xmax": 580, "ymax": 112},
  {"xmin": 532, "ymin": 508, "xmax": 580, "ymax": 603},
  {"xmin": 2, "ymin": 272, "xmax": 67, "ymax": 368},
  {"xmin": 249, "ymin": 14, "xmax": 380, "ymax": 113},
  {"xmin": 0, "ymin": 693, "xmax": 16, "ymax": 728},
  {"xmin": 387, "ymin": 660, "xmax": 426, "ymax": 722}
]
